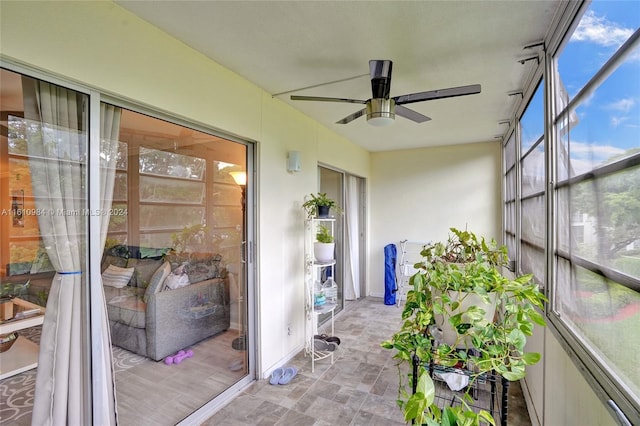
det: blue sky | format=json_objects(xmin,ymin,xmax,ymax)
[
  {"xmin": 559, "ymin": 0, "xmax": 639, "ymax": 173},
  {"xmin": 521, "ymin": 1, "xmax": 639, "ymax": 176}
]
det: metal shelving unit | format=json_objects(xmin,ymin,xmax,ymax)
[{"xmin": 304, "ymin": 217, "xmax": 337, "ymax": 372}]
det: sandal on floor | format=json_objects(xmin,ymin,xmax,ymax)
[
  {"xmin": 313, "ymin": 339, "xmax": 338, "ymax": 352},
  {"xmin": 269, "ymin": 367, "xmax": 284, "ymax": 385},
  {"xmin": 278, "ymin": 366, "xmax": 298, "ymax": 385},
  {"xmin": 314, "ymin": 334, "xmax": 340, "ymax": 345},
  {"xmin": 325, "ymin": 336, "xmax": 340, "ymax": 345}
]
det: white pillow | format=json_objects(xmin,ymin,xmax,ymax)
[
  {"xmin": 102, "ymin": 264, "xmax": 135, "ymax": 288},
  {"xmin": 164, "ymin": 271, "xmax": 190, "ymax": 290}
]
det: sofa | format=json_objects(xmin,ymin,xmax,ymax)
[{"xmin": 101, "ymin": 245, "xmax": 230, "ymax": 361}]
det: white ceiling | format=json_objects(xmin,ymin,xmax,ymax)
[{"xmin": 116, "ymin": 1, "xmax": 560, "ymax": 152}]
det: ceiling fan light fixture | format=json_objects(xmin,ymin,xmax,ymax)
[{"xmin": 366, "ymin": 98, "xmax": 395, "ymax": 126}]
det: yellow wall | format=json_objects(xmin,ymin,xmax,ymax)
[{"xmin": 369, "ymin": 141, "xmax": 502, "ymax": 297}]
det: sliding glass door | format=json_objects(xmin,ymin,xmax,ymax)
[
  {"xmin": 319, "ymin": 166, "xmax": 366, "ymax": 321},
  {"xmin": 1, "ymin": 66, "xmax": 254, "ymax": 425},
  {"xmin": 103, "ymin": 106, "xmax": 251, "ymax": 424}
]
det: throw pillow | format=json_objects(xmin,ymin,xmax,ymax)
[
  {"xmin": 102, "ymin": 265, "xmax": 135, "ymax": 288},
  {"xmin": 143, "ymin": 262, "xmax": 172, "ymax": 303},
  {"xmin": 164, "ymin": 269, "xmax": 191, "ymax": 290},
  {"xmin": 101, "ymin": 254, "xmax": 127, "ymax": 273},
  {"xmin": 127, "ymin": 258, "xmax": 163, "ymax": 288}
]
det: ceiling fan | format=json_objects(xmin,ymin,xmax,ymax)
[{"xmin": 291, "ymin": 60, "xmax": 481, "ymax": 126}]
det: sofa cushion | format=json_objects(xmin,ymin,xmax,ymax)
[
  {"xmin": 101, "ymin": 254, "xmax": 128, "ymax": 272},
  {"xmin": 104, "ymin": 244, "xmax": 132, "ymax": 259},
  {"xmin": 107, "ymin": 295, "xmax": 146, "ymax": 329},
  {"xmin": 102, "ymin": 265, "xmax": 135, "ymax": 288},
  {"xmin": 165, "ymin": 252, "xmax": 223, "ymax": 283},
  {"xmin": 127, "ymin": 258, "xmax": 164, "ymax": 288},
  {"xmin": 144, "ymin": 261, "xmax": 171, "ymax": 303},
  {"xmin": 104, "ymin": 285, "xmax": 144, "ymax": 304}
]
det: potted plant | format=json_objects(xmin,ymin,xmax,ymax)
[
  {"xmin": 313, "ymin": 224, "xmax": 335, "ymax": 262},
  {"xmin": 302, "ymin": 192, "xmax": 342, "ymax": 219},
  {"xmin": 381, "ymin": 227, "xmax": 547, "ymax": 425}
]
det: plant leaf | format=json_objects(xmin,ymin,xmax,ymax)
[
  {"xmin": 528, "ymin": 309, "xmax": 546, "ymax": 326},
  {"xmin": 478, "ymin": 410, "xmax": 497, "ymax": 425},
  {"xmin": 403, "ymin": 393, "xmax": 426, "ymax": 421},
  {"xmin": 441, "ymin": 407, "xmax": 457, "ymax": 426},
  {"xmin": 508, "ymin": 329, "xmax": 526, "ymax": 351},
  {"xmin": 416, "ymin": 371, "xmax": 436, "ymax": 405},
  {"xmin": 501, "ymin": 370, "xmax": 525, "ymax": 381},
  {"xmin": 522, "ymin": 352, "xmax": 541, "ymax": 365}
]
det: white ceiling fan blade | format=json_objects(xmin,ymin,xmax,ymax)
[
  {"xmin": 291, "ymin": 95, "xmax": 366, "ymax": 104},
  {"xmin": 336, "ymin": 108, "xmax": 366, "ymax": 124},
  {"xmin": 394, "ymin": 84, "xmax": 481, "ymax": 105},
  {"xmin": 395, "ymin": 105, "xmax": 431, "ymax": 123}
]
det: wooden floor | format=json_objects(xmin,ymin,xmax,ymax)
[
  {"xmin": 114, "ymin": 329, "xmax": 247, "ymax": 425},
  {"xmin": 0, "ymin": 327, "xmax": 247, "ymax": 426}
]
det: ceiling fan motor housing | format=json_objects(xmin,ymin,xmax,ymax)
[
  {"xmin": 369, "ymin": 59, "xmax": 393, "ymax": 99},
  {"xmin": 366, "ymin": 98, "xmax": 395, "ymax": 126}
]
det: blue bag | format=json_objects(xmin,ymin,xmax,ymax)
[{"xmin": 384, "ymin": 243, "xmax": 397, "ymax": 305}]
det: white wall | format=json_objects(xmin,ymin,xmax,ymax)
[
  {"xmin": 0, "ymin": 1, "xmax": 369, "ymax": 377},
  {"xmin": 369, "ymin": 141, "xmax": 502, "ymax": 297}
]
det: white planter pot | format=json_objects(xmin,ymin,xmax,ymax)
[
  {"xmin": 314, "ymin": 242, "xmax": 335, "ymax": 262},
  {"xmin": 433, "ymin": 290, "xmax": 497, "ymax": 348}
]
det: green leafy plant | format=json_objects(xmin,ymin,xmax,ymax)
[
  {"xmin": 171, "ymin": 224, "xmax": 216, "ymax": 253},
  {"xmin": 302, "ymin": 192, "xmax": 342, "ymax": 218},
  {"xmin": 316, "ymin": 224, "xmax": 334, "ymax": 243},
  {"xmin": 0, "ymin": 280, "xmax": 30, "ymax": 299},
  {"xmin": 381, "ymin": 227, "xmax": 547, "ymax": 425}
]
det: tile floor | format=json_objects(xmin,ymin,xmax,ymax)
[{"xmin": 202, "ymin": 297, "xmax": 532, "ymax": 425}]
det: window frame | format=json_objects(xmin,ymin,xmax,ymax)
[
  {"xmin": 502, "ymin": 2, "xmax": 640, "ymax": 423},
  {"xmin": 547, "ymin": 23, "xmax": 640, "ymax": 422}
]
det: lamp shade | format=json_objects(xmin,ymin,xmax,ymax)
[{"xmin": 229, "ymin": 171, "xmax": 247, "ymax": 186}]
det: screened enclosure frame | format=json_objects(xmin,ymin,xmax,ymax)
[{"xmin": 501, "ymin": 1, "xmax": 640, "ymax": 423}]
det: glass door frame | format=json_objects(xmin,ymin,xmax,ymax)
[
  {"xmin": 100, "ymin": 94, "xmax": 258, "ymax": 424},
  {"xmin": 1, "ymin": 57, "xmax": 258, "ymax": 423},
  {"xmin": 318, "ymin": 164, "xmax": 367, "ymax": 318}
]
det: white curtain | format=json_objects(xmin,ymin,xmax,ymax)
[
  {"xmin": 344, "ymin": 176, "xmax": 360, "ymax": 300},
  {"xmin": 23, "ymin": 77, "xmax": 119, "ymax": 425},
  {"xmin": 93, "ymin": 104, "xmax": 122, "ymax": 425}
]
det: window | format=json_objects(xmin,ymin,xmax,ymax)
[
  {"xmin": 101, "ymin": 106, "xmax": 249, "ymax": 424},
  {"xmin": 520, "ymin": 82, "xmax": 546, "ymax": 284},
  {"xmin": 552, "ymin": 1, "xmax": 640, "ymax": 411},
  {"xmin": 503, "ymin": 130, "xmax": 517, "ymax": 267},
  {"xmin": 107, "ymin": 109, "xmax": 245, "ymax": 254},
  {"xmin": 503, "ymin": 1, "xmax": 640, "ymax": 421}
]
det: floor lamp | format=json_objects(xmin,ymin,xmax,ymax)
[{"xmin": 229, "ymin": 170, "xmax": 246, "ymax": 351}]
